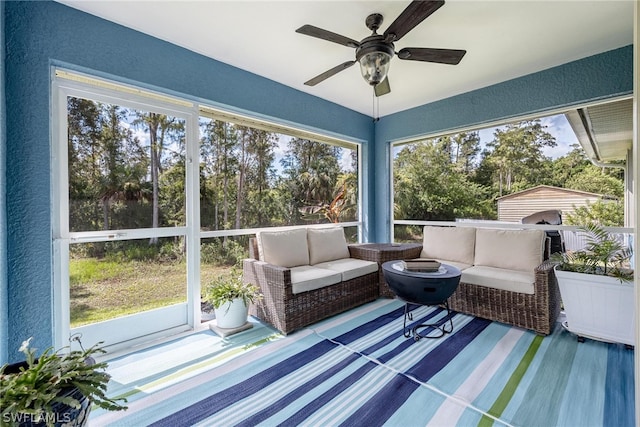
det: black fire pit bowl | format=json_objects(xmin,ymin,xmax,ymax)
[{"xmin": 382, "ymin": 263, "xmax": 460, "ymax": 305}]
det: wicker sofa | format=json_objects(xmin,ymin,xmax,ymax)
[
  {"xmin": 243, "ymin": 227, "xmax": 379, "ymax": 335},
  {"xmin": 417, "ymin": 226, "xmax": 561, "ymax": 335}
]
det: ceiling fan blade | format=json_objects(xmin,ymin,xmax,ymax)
[
  {"xmin": 374, "ymin": 77, "xmax": 391, "ymax": 97},
  {"xmin": 304, "ymin": 61, "xmax": 356, "ymax": 86},
  {"xmin": 296, "ymin": 25, "xmax": 360, "ymax": 48},
  {"xmin": 383, "ymin": 1, "xmax": 445, "ymax": 42},
  {"xmin": 397, "ymin": 47, "xmax": 466, "ymax": 64}
]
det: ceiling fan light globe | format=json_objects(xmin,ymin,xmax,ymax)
[{"xmin": 358, "ymin": 51, "xmax": 391, "ymax": 86}]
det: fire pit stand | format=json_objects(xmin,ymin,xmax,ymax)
[{"xmin": 382, "ymin": 261, "xmax": 462, "ymax": 341}]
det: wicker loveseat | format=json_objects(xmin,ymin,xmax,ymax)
[
  {"xmin": 416, "ymin": 226, "xmax": 561, "ymax": 335},
  {"xmin": 243, "ymin": 227, "xmax": 379, "ymax": 335}
]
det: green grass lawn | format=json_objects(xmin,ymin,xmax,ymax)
[{"xmin": 70, "ymin": 258, "xmax": 231, "ymax": 327}]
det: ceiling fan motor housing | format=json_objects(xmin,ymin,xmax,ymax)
[
  {"xmin": 297, "ymin": 1, "xmax": 464, "ymax": 94},
  {"xmin": 356, "ymin": 35, "xmax": 395, "ymax": 86}
]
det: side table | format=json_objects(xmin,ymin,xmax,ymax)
[{"xmin": 348, "ymin": 242, "xmax": 422, "ymax": 297}]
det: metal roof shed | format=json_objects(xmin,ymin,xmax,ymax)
[{"xmin": 496, "ymin": 185, "xmax": 615, "ymax": 222}]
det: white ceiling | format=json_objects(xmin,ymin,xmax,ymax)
[{"xmin": 57, "ymin": 0, "xmax": 634, "ymax": 117}]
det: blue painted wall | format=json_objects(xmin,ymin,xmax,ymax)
[
  {"xmin": 0, "ymin": 0, "xmax": 7, "ymax": 364},
  {"xmin": 2, "ymin": 0, "xmax": 633, "ymax": 362},
  {"xmin": 3, "ymin": 1, "xmax": 372, "ymax": 362},
  {"xmin": 373, "ymin": 45, "xmax": 634, "ymax": 242}
]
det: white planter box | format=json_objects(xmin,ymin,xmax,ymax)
[{"xmin": 555, "ymin": 267, "xmax": 635, "ymax": 346}]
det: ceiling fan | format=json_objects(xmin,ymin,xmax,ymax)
[{"xmin": 296, "ymin": 0, "xmax": 466, "ymax": 97}]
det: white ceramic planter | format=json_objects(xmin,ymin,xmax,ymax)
[
  {"xmin": 214, "ymin": 298, "xmax": 249, "ymax": 329},
  {"xmin": 555, "ymin": 266, "xmax": 635, "ymax": 346}
]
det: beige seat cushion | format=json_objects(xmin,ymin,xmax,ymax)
[
  {"xmin": 290, "ymin": 265, "xmax": 342, "ymax": 294},
  {"xmin": 257, "ymin": 228, "xmax": 309, "ymax": 268},
  {"xmin": 474, "ymin": 228, "xmax": 545, "ymax": 273},
  {"xmin": 314, "ymin": 258, "xmax": 378, "ymax": 281},
  {"xmin": 433, "ymin": 260, "xmax": 473, "ymax": 272},
  {"xmin": 307, "ymin": 227, "xmax": 350, "ymax": 265},
  {"xmin": 461, "ymin": 265, "xmax": 536, "ymax": 294},
  {"xmin": 421, "ymin": 226, "xmax": 476, "ymax": 265}
]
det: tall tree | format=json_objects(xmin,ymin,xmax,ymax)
[
  {"xmin": 200, "ymin": 119, "xmax": 238, "ymax": 230},
  {"xmin": 280, "ymin": 138, "xmax": 342, "ymax": 223},
  {"xmin": 243, "ymin": 128, "xmax": 279, "ymax": 227},
  {"xmin": 235, "ymin": 126, "xmax": 249, "ymax": 230},
  {"xmin": 67, "ymin": 97, "xmax": 102, "ymax": 230},
  {"xmin": 548, "ymin": 144, "xmax": 590, "ymax": 187},
  {"xmin": 134, "ymin": 112, "xmax": 185, "ymax": 242},
  {"xmin": 393, "ymin": 139, "xmax": 493, "ymax": 221},
  {"xmin": 483, "ymin": 120, "xmax": 556, "ymax": 196},
  {"xmin": 97, "ymin": 105, "xmax": 147, "ymax": 230},
  {"xmin": 68, "ymin": 99, "xmax": 149, "ymax": 232},
  {"xmin": 451, "ymin": 132, "xmax": 481, "ymax": 174}
]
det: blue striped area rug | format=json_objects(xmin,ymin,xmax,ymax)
[
  {"xmin": 91, "ymin": 299, "xmax": 634, "ymax": 427},
  {"xmin": 91, "ymin": 318, "xmax": 283, "ymax": 415}
]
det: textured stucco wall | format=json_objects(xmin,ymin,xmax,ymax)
[
  {"xmin": 373, "ymin": 45, "xmax": 634, "ymax": 242},
  {"xmin": 3, "ymin": 0, "xmax": 372, "ymax": 362}
]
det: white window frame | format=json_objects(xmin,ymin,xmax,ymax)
[
  {"xmin": 52, "ymin": 72, "xmax": 200, "ymax": 350},
  {"xmin": 52, "ymin": 68, "xmax": 364, "ymax": 352}
]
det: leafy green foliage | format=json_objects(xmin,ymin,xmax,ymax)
[
  {"xmin": 481, "ymin": 120, "xmax": 556, "ymax": 196},
  {"xmin": 552, "ymin": 223, "xmax": 633, "ymax": 282},
  {"xmin": 565, "ymin": 200, "xmax": 624, "ymax": 227},
  {"xmin": 565, "ymin": 166, "xmax": 624, "ymax": 198},
  {"xmin": 280, "ymin": 138, "xmax": 349, "ymax": 224},
  {"xmin": 0, "ymin": 338, "xmax": 127, "ymax": 425},
  {"xmin": 69, "ymin": 102, "xmax": 357, "ymax": 233},
  {"xmin": 393, "ymin": 138, "xmax": 494, "ymax": 221},
  {"xmin": 200, "ymin": 239, "xmax": 248, "ymax": 266},
  {"xmin": 393, "ymin": 119, "xmax": 626, "ymax": 226},
  {"xmin": 203, "ymin": 268, "xmax": 262, "ymax": 309}
]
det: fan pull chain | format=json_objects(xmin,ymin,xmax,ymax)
[{"xmin": 372, "ymin": 88, "xmax": 380, "ymax": 123}]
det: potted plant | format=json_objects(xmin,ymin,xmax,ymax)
[
  {"xmin": 0, "ymin": 338, "xmax": 127, "ymax": 426},
  {"xmin": 552, "ymin": 223, "xmax": 634, "ymax": 345},
  {"xmin": 203, "ymin": 267, "xmax": 262, "ymax": 329}
]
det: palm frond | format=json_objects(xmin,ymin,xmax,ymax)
[{"xmin": 552, "ymin": 223, "xmax": 633, "ymax": 282}]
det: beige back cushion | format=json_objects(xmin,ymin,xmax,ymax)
[
  {"xmin": 421, "ymin": 226, "xmax": 476, "ymax": 265},
  {"xmin": 307, "ymin": 227, "xmax": 350, "ymax": 265},
  {"xmin": 474, "ymin": 228, "xmax": 545, "ymax": 272},
  {"xmin": 257, "ymin": 228, "xmax": 309, "ymax": 267}
]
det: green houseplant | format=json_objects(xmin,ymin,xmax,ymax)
[
  {"xmin": 203, "ymin": 267, "xmax": 262, "ymax": 329},
  {"xmin": 552, "ymin": 223, "xmax": 634, "ymax": 345},
  {"xmin": 0, "ymin": 338, "xmax": 127, "ymax": 426},
  {"xmin": 552, "ymin": 223, "xmax": 633, "ymax": 281}
]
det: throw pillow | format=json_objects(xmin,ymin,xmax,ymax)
[
  {"xmin": 307, "ymin": 227, "xmax": 350, "ymax": 265},
  {"xmin": 421, "ymin": 226, "xmax": 476, "ymax": 265},
  {"xmin": 257, "ymin": 228, "xmax": 310, "ymax": 267},
  {"xmin": 474, "ymin": 228, "xmax": 545, "ymax": 272}
]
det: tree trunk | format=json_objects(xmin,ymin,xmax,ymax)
[
  {"xmin": 102, "ymin": 199, "xmax": 110, "ymax": 230},
  {"xmin": 149, "ymin": 115, "xmax": 159, "ymax": 245},
  {"xmin": 222, "ymin": 123, "xmax": 229, "ymax": 243},
  {"xmin": 235, "ymin": 129, "xmax": 247, "ymax": 230}
]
